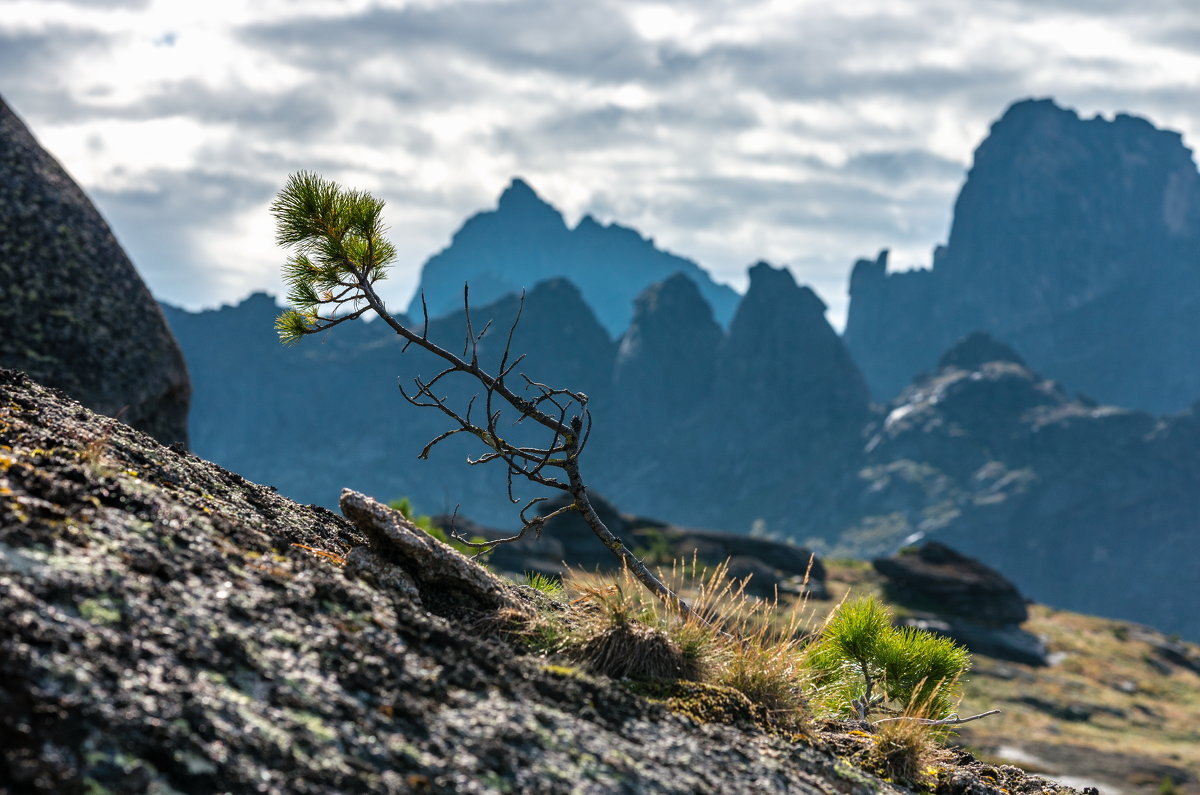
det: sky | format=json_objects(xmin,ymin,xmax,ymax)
[{"xmin": 2, "ymin": 0, "xmax": 1199, "ymax": 330}]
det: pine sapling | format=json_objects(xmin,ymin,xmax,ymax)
[{"xmin": 270, "ymin": 171, "xmax": 701, "ymax": 620}]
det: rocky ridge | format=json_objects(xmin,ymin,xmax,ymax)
[{"xmin": 834, "ymin": 333, "xmax": 1200, "ymax": 641}]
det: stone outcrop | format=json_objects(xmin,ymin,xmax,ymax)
[
  {"xmin": 874, "ymin": 541, "xmax": 1028, "ymax": 625},
  {"xmin": 873, "ymin": 542, "xmax": 1046, "ymax": 665},
  {"xmin": 0, "ymin": 95, "xmax": 189, "ymax": 445},
  {"xmin": 845, "ymin": 98, "xmax": 1200, "ymax": 413},
  {"xmin": 407, "ymin": 177, "xmax": 739, "ymax": 334}
]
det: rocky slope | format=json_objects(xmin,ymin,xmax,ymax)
[
  {"xmin": 845, "ymin": 98, "xmax": 1200, "ymax": 412},
  {"xmin": 0, "ymin": 368, "xmax": 1078, "ymax": 794},
  {"xmin": 407, "ymin": 177, "xmax": 739, "ymax": 335},
  {"xmin": 0, "ymin": 94, "xmax": 189, "ymax": 445}
]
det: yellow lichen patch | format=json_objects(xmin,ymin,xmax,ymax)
[
  {"xmin": 6, "ymin": 499, "xmax": 30, "ymax": 523},
  {"xmin": 628, "ymin": 679, "xmax": 771, "ymax": 731},
  {"xmin": 291, "ymin": 543, "xmax": 346, "ymax": 566}
]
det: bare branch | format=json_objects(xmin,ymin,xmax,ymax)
[
  {"xmin": 452, "ymin": 501, "xmax": 578, "ymax": 556},
  {"xmin": 419, "ymin": 427, "xmax": 469, "ymax": 460},
  {"xmin": 873, "ymin": 709, "xmax": 1003, "ymax": 727}
]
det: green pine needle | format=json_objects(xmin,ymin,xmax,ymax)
[{"xmin": 271, "ymin": 172, "xmax": 398, "ymax": 345}]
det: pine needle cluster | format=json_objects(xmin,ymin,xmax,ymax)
[{"xmin": 271, "ymin": 171, "xmax": 396, "ymax": 343}]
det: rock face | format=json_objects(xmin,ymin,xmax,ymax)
[
  {"xmin": 0, "ymin": 95, "xmax": 189, "ymax": 445},
  {"xmin": 3, "ymin": 368, "xmax": 1069, "ymax": 794},
  {"xmin": 684, "ymin": 262, "xmax": 870, "ymax": 535},
  {"xmin": 717, "ymin": 262, "xmax": 869, "ymax": 437},
  {"xmin": 873, "ymin": 542, "xmax": 1046, "ymax": 665},
  {"xmin": 407, "ymin": 178, "xmax": 740, "ymax": 335},
  {"xmin": 611, "ymin": 272, "xmax": 722, "ymax": 431},
  {"xmin": 845, "ymin": 98, "xmax": 1200, "ymax": 412}
]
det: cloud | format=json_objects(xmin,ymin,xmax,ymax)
[
  {"xmin": 3, "ymin": 0, "xmax": 1199, "ymax": 334},
  {"xmin": 242, "ymin": 2, "xmax": 657, "ymax": 83},
  {"xmin": 842, "ymin": 149, "xmax": 965, "ymax": 184}
]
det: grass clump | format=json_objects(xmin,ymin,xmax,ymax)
[
  {"xmin": 523, "ymin": 571, "xmax": 565, "ymax": 600},
  {"xmin": 867, "ymin": 708, "xmax": 940, "ymax": 785},
  {"xmin": 511, "ymin": 564, "xmax": 971, "ymax": 745},
  {"xmin": 525, "ymin": 559, "xmax": 812, "ymax": 733},
  {"xmin": 565, "ymin": 577, "xmax": 701, "ymax": 681}
]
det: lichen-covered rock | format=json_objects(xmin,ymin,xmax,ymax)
[
  {"xmin": 0, "ymin": 95, "xmax": 189, "ymax": 445},
  {"xmin": 5, "ymin": 368, "xmax": 1066, "ymax": 794}
]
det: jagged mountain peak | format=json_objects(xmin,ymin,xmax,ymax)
[
  {"xmin": 845, "ymin": 97, "xmax": 1200, "ymax": 413},
  {"xmin": 496, "ymin": 176, "xmax": 552, "ymax": 214},
  {"xmin": 408, "ymin": 177, "xmax": 740, "ymax": 334},
  {"xmin": 741, "ymin": 261, "xmax": 828, "ymax": 318}
]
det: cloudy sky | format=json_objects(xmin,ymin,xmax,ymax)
[{"xmin": 3, "ymin": 0, "xmax": 1199, "ymax": 329}]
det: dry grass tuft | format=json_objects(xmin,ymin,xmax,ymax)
[
  {"xmin": 575, "ymin": 621, "xmax": 689, "ymax": 680},
  {"xmin": 545, "ymin": 557, "xmax": 817, "ymax": 732},
  {"xmin": 869, "ymin": 717, "xmax": 933, "ymax": 784}
]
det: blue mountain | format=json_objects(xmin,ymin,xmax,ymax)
[{"xmin": 406, "ymin": 178, "xmax": 739, "ymax": 335}]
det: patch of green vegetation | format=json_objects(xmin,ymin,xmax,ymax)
[
  {"xmin": 626, "ymin": 679, "xmax": 767, "ymax": 729},
  {"xmin": 523, "ymin": 571, "xmax": 565, "ymax": 600},
  {"xmin": 78, "ymin": 596, "xmax": 122, "ymax": 625},
  {"xmin": 807, "ymin": 596, "xmax": 970, "ymax": 722}
]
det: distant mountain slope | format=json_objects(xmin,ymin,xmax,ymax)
[
  {"xmin": 165, "ymin": 284, "xmax": 1200, "ymax": 642},
  {"xmin": 407, "ymin": 178, "xmax": 740, "ymax": 335},
  {"xmin": 824, "ymin": 333, "xmax": 1200, "ymax": 642},
  {"xmin": 845, "ymin": 98, "xmax": 1200, "ymax": 412},
  {"xmin": 161, "ymin": 261, "xmax": 864, "ymax": 536}
]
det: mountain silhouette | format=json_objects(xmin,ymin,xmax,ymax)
[{"xmin": 407, "ymin": 178, "xmax": 739, "ymax": 335}]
